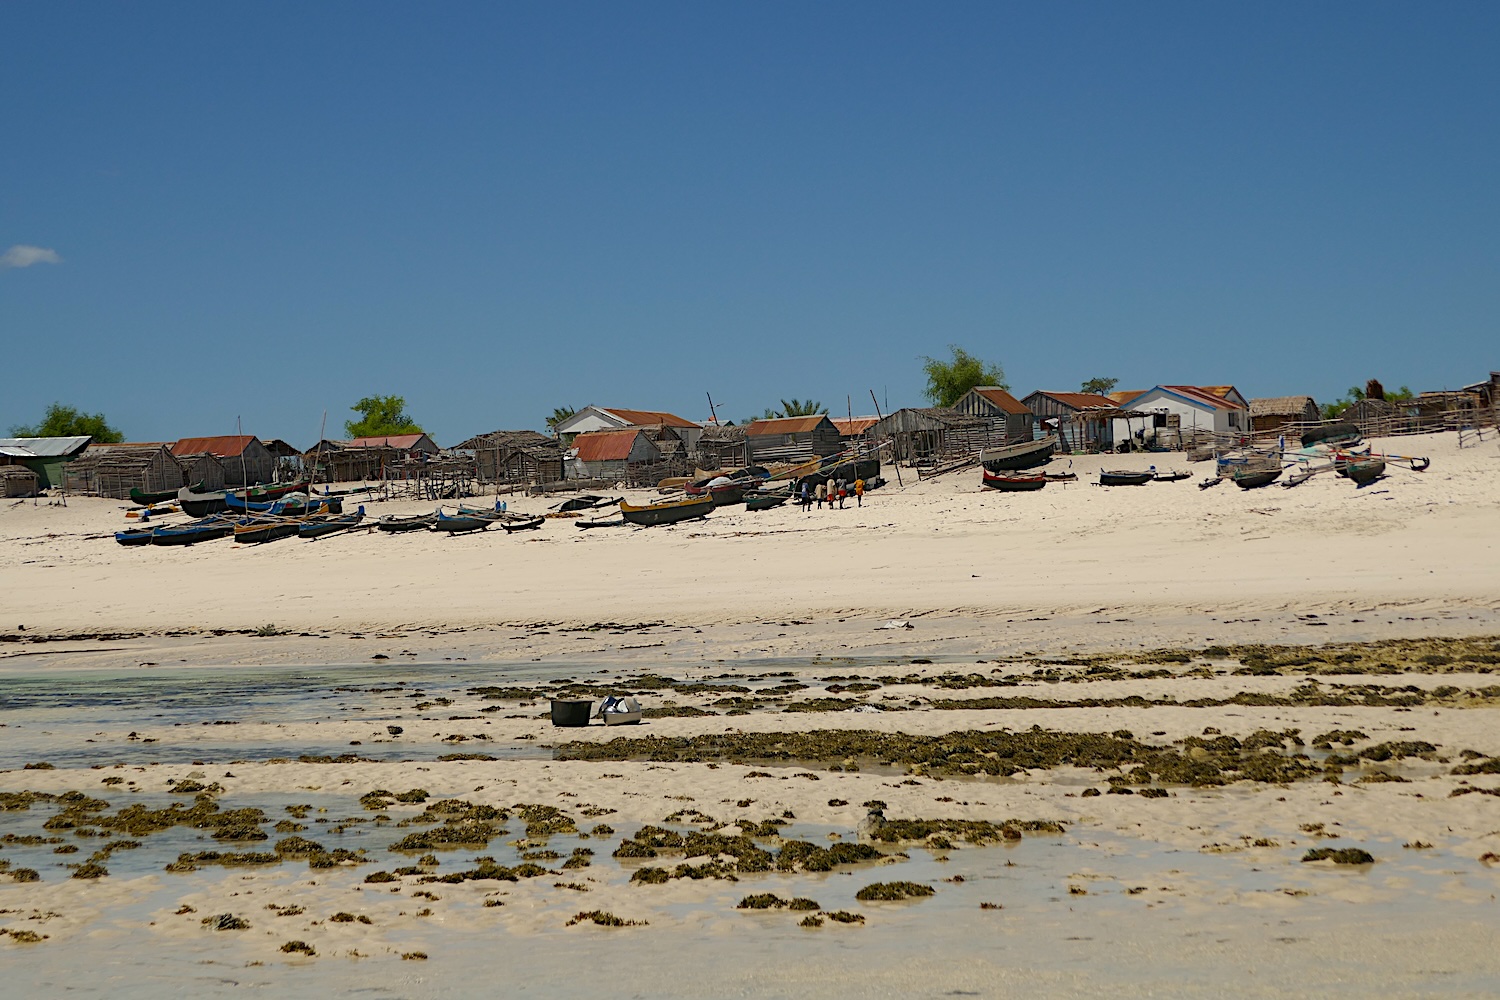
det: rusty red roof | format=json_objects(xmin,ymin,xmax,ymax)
[
  {"xmin": 1160, "ymin": 386, "xmax": 1247, "ymax": 410},
  {"xmin": 1028, "ymin": 392, "xmax": 1120, "ymax": 410},
  {"xmin": 572, "ymin": 428, "xmax": 650, "ymax": 462},
  {"xmin": 969, "ymin": 387, "xmax": 1030, "ymax": 414},
  {"xmin": 831, "ymin": 417, "xmax": 879, "ymax": 436},
  {"xmin": 744, "ymin": 416, "xmax": 832, "ymax": 435},
  {"xmin": 171, "ymin": 435, "xmax": 259, "ymax": 458},
  {"xmin": 599, "ymin": 407, "xmax": 699, "ymax": 429}
]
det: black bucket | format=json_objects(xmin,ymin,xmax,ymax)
[{"xmin": 550, "ymin": 698, "xmax": 593, "ymax": 727}]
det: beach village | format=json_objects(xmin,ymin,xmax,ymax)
[
  {"xmin": 3, "ymin": 371, "xmax": 1500, "ymax": 995},
  {"xmin": 3, "ymin": 371, "xmax": 1498, "ymax": 546}
]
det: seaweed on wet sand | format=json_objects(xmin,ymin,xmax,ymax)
[
  {"xmin": 166, "ymin": 851, "xmax": 279, "ymax": 872},
  {"xmin": 2, "ymin": 929, "xmax": 48, "ymax": 943},
  {"xmin": 1302, "ymin": 848, "xmax": 1375, "ymax": 865},
  {"xmin": 824, "ymin": 911, "xmax": 864, "ymax": 924},
  {"xmin": 566, "ymin": 910, "xmax": 647, "ymax": 927},
  {"xmin": 402, "ymin": 952, "xmax": 428, "ymax": 960},
  {"xmin": 855, "ymin": 881, "xmax": 934, "ymax": 901},
  {"xmin": 201, "ymin": 913, "xmax": 250, "ymax": 930},
  {"xmin": 280, "ymin": 940, "xmax": 315, "ymax": 956},
  {"xmin": 329, "ymin": 912, "xmax": 373, "ymax": 924}
]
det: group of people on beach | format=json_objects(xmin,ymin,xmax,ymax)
[{"xmin": 798, "ymin": 476, "xmax": 862, "ymax": 512}]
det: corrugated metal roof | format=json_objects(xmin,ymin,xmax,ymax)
[
  {"xmin": 969, "ymin": 387, "xmax": 1030, "ymax": 415},
  {"xmin": 744, "ymin": 416, "xmax": 831, "ymax": 435},
  {"xmin": 831, "ymin": 417, "xmax": 879, "ymax": 435},
  {"xmin": 572, "ymin": 428, "xmax": 649, "ymax": 462},
  {"xmin": 0, "ymin": 446, "xmax": 36, "ymax": 458},
  {"xmin": 600, "ymin": 408, "xmax": 699, "ymax": 429},
  {"xmin": 1028, "ymin": 392, "xmax": 1120, "ymax": 411},
  {"xmin": 0, "ymin": 436, "xmax": 92, "ymax": 456},
  {"xmin": 1107, "ymin": 390, "xmax": 1144, "ymax": 404},
  {"xmin": 1160, "ymin": 386, "xmax": 1247, "ymax": 411},
  {"xmin": 171, "ymin": 435, "xmax": 258, "ymax": 457}
]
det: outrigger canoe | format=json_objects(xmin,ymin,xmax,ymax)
[{"xmin": 619, "ymin": 495, "xmax": 713, "ymax": 526}]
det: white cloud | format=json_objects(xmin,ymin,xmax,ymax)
[{"xmin": 0, "ymin": 245, "xmax": 63, "ymax": 269}]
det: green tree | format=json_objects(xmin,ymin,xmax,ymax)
[
  {"xmin": 545, "ymin": 406, "xmax": 578, "ymax": 431},
  {"xmin": 920, "ymin": 346, "xmax": 1007, "ymax": 408},
  {"xmin": 10, "ymin": 403, "xmax": 123, "ymax": 442},
  {"xmin": 1081, "ymin": 377, "xmax": 1119, "ymax": 396},
  {"xmin": 1320, "ymin": 386, "xmax": 1365, "ymax": 421},
  {"xmin": 344, "ymin": 395, "xmax": 424, "ymax": 438},
  {"xmin": 777, "ymin": 398, "xmax": 827, "ymax": 417}
]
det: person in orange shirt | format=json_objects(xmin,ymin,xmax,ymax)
[{"xmin": 854, "ymin": 478, "xmax": 865, "ymax": 506}]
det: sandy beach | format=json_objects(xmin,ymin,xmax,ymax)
[{"xmin": 3, "ymin": 431, "xmax": 1499, "ymax": 998}]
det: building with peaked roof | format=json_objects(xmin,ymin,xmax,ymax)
[
  {"xmin": 1111, "ymin": 386, "xmax": 1249, "ymax": 446},
  {"xmin": 553, "ymin": 406, "xmax": 703, "ymax": 454},
  {"xmin": 1249, "ymin": 396, "xmax": 1321, "ymax": 433},
  {"xmin": 1020, "ymin": 392, "xmax": 1122, "ymax": 451},
  {"xmin": 0, "ymin": 436, "xmax": 93, "ymax": 488},
  {"xmin": 696, "ymin": 423, "xmax": 748, "ymax": 470},
  {"xmin": 744, "ymin": 415, "xmax": 843, "ymax": 465},
  {"xmin": 342, "ymin": 433, "xmax": 439, "ymax": 453},
  {"xmin": 566, "ymin": 428, "xmax": 661, "ymax": 480},
  {"xmin": 61, "ymin": 445, "xmax": 184, "ymax": 499},
  {"xmin": 457, "ymin": 430, "xmax": 564, "ymax": 486},
  {"xmin": 867, "ymin": 408, "xmax": 992, "ymax": 463},
  {"xmin": 952, "ymin": 386, "xmax": 1032, "ymax": 443},
  {"xmin": 830, "ymin": 417, "xmax": 879, "ymax": 440},
  {"xmin": 171, "ymin": 435, "xmax": 275, "ymax": 486}
]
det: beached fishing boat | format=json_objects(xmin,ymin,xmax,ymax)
[
  {"xmin": 149, "ymin": 516, "xmax": 235, "ymax": 546},
  {"xmin": 981, "ymin": 470, "xmax": 1047, "ymax": 491},
  {"xmin": 575, "ymin": 516, "xmax": 628, "ymax": 529},
  {"xmin": 1301, "ymin": 423, "xmax": 1361, "ymax": 449},
  {"xmin": 178, "ymin": 478, "xmax": 313, "ymax": 518},
  {"xmin": 685, "ymin": 480, "xmax": 748, "ymax": 507},
  {"xmin": 376, "ymin": 513, "xmax": 437, "ymax": 532},
  {"xmin": 226, "ymin": 492, "xmax": 340, "ymax": 516},
  {"xmin": 1099, "ymin": 468, "xmax": 1155, "ymax": 486},
  {"xmin": 553, "ymin": 495, "xmax": 620, "ymax": 513},
  {"xmin": 745, "ymin": 489, "xmax": 792, "ymax": 511},
  {"xmin": 619, "ymin": 495, "xmax": 713, "ymax": 526},
  {"xmin": 1151, "ymin": 471, "xmax": 1192, "ymax": 483},
  {"xmin": 129, "ymin": 481, "xmax": 204, "ymax": 507},
  {"xmin": 979, "ymin": 435, "xmax": 1058, "ymax": 472},
  {"xmin": 114, "ymin": 526, "xmax": 156, "ymax": 546},
  {"xmin": 233, "ymin": 518, "xmax": 303, "ymax": 544},
  {"xmin": 1232, "ymin": 467, "xmax": 1283, "ymax": 489},
  {"xmin": 1043, "ymin": 472, "xmax": 1078, "ymax": 482},
  {"xmin": 1339, "ymin": 457, "xmax": 1386, "ymax": 486},
  {"xmin": 431, "ymin": 509, "xmax": 492, "ymax": 533},
  {"xmin": 298, "ymin": 506, "xmax": 366, "ymax": 539},
  {"xmin": 500, "ymin": 515, "xmax": 545, "ymax": 532}
]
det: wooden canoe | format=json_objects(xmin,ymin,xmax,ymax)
[
  {"xmin": 298, "ymin": 506, "xmax": 366, "ymax": 539},
  {"xmin": 1232, "ymin": 467, "xmax": 1283, "ymax": 489},
  {"xmin": 979, "ymin": 435, "xmax": 1058, "ymax": 472},
  {"xmin": 130, "ymin": 481, "xmax": 204, "ymax": 507},
  {"xmin": 745, "ymin": 490, "xmax": 793, "ymax": 511},
  {"xmin": 377, "ymin": 513, "xmax": 437, "ymax": 532},
  {"xmin": 619, "ymin": 495, "xmax": 713, "ymax": 526},
  {"xmin": 1099, "ymin": 469, "xmax": 1154, "ymax": 486},
  {"xmin": 431, "ymin": 510, "xmax": 492, "ymax": 533},
  {"xmin": 982, "ymin": 470, "xmax": 1047, "ymax": 491}
]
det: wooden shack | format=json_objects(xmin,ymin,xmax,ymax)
[
  {"xmin": 695, "ymin": 423, "xmax": 748, "ymax": 471},
  {"xmin": 744, "ymin": 416, "xmax": 843, "ymax": 465},
  {"xmin": 456, "ymin": 430, "xmax": 565, "ymax": 486},
  {"xmin": 567, "ymin": 429, "xmax": 660, "ymax": 480},
  {"xmin": 175, "ymin": 452, "xmax": 227, "ymax": 491},
  {"xmin": 1249, "ymin": 396, "xmax": 1320, "ymax": 434},
  {"xmin": 63, "ymin": 445, "xmax": 184, "ymax": 499},
  {"xmin": 867, "ymin": 408, "xmax": 992, "ymax": 464},
  {"xmin": 172, "ymin": 436, "xmax": 275, "ymax": 486},
  {"xmin": 952, "ymin": 387, "xmax": 1032, "ymax": 443},
  {"xmin": 1020, "ymin": 391, "xmax": 1121, "ymax": 451},
  {"xmin": 1, "ymin": 465, "xmax": 40, "ymax": 498}
]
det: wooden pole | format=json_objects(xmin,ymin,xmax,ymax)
[{"xmin": 870, "ymin": 389, "xmax": 901, "ymax": 487}]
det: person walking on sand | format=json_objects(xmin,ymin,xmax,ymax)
[
  {"xmin": 836, "ymin": 478, "xmax": 846, "ymax": 509},
  {"xmin": 854, "ymin": 477, "xmax": 864, "ymax": 506},
  {"xmin": 799, "ymin": 478, "xmax": 811, "ymax": 512},
  {"xmin": 815, "ymin": 480, "xmax": 826, "ymax": 509}
]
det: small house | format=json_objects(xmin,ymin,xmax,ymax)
[
  {"xmin": 951, "ymin": 387, "xmax": 1032, "ymax": 443},
  {"xmin": 830, "ymin": 417, "xmax": 880, "ymax": 447},
  {"xmin": 553, "ymin": 406, "xmax": 703, "ymax": 454},
  {"xmin": 695, "ymin": 423, "xmax": 748, "ymax": 471},
  {"xmin": 1109, "ymin": 386, "xmax": 1248, "ymax": 447},
  {"xmin": 172, "ymin": 435, "xmax": 276, "ymax": 486},
  {"xmin": 567, "ymin": 428, "xmax": 661, "ymax": 480},
  {"xmin": 1021, "ymin": 392, "xmax": 1122, "ymax": 451},
  {"xmin": 744, "ymin": 415, "xmax": 843, "ymax": 465},
  {"xmin": 867, "ymin": 408, "xmax": 991, "ymax": 464},
  {"xmin": 343, "ymin": 433, "xmax": 440, "ymax": 456},
  {"xmin": 1, "ymin": 465, "xmax": 40, "ymax": 498},
  {"xmin": 0, "ymin": 435, "xmax": 93, "ymax": 488},
  {"xmin": 61, "ymin": 443, "xmax": 185, "ymax": 498},
  {"xmin": 176, "ymin": 452, "xmax": 227, "ymax": 492},
  {"xmin": 1249, "ymin": 396, "xmax": 1320, "ymax": 434},
  {"xmin": 456, "ymin": 430, "xmax": 564, "ymax": 486}
]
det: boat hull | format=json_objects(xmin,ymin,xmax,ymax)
[
  {"xmin": 981, "ymin": 471, "xmax": 1047, "ymax": 491},
  {"xmin": 1099, "ymin": 471, "xmax": 1154, "ymax": 486},
  {"xmin": 1233, "ymin": 468, "xmax": 1283, "ymax": 489},
  {"xmin": 745, "ymin": 491, "xmax": 792, "ymax": 511},
  {"xmin": 377, "ymin": 515, "xmax": 436, "ymax": 532},
  {"xmin": 619, "ymin": 496, "xmax": 714, "ymax": 526},
  {"xmin": 234, "ymin": 521, "xmax": 302, "ymax": 544},
  {"xmin": 130, "ymin": 481, "xmax": 202, "ymax": 507},
  {"xmin": 980, "ymin": 436, "xmax": 1058, "ymax": 472},
  {"xmin": 150, "ymin": 519, "xmax": 234, "ymax": 546}
]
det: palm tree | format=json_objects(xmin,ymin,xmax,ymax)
[{"xmin": 778, "ymin": 399, "xmax": 826, "ymax": 417}]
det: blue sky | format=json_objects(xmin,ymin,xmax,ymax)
[{"xmin": 3, "ymin": 2, "xmax": 1496, "ymax": 445}]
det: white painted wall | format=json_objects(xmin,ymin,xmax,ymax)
[{"xmin": 1111, "ymin": 389, "xmax": 1245, "ymax": 445}]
